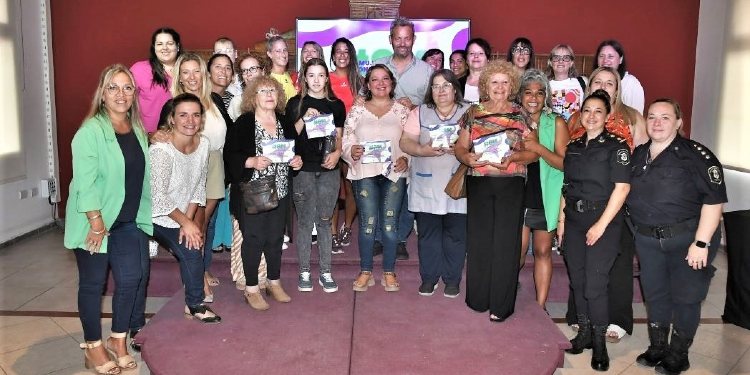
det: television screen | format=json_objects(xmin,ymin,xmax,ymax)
[{"xmin": 296, "ymin": 18, "xmax": 470, "ymax": 74}]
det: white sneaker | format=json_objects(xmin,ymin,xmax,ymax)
[{"xmin": 283, "ymin": 234, "xmax": 290, "ymax": 243}]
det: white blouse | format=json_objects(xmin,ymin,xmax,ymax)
[{"xmin": 150, "ymin": 136, "xmax": 209, "ymax": 228}]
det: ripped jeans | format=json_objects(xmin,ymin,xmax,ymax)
[{"xmin": 352, "ymin": 176, "xmax": 406, "ymax": 272}]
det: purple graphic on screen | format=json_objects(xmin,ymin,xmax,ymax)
[{"xmin": 296, "ymin": 19, "xmax": 470, "ymax": 72}]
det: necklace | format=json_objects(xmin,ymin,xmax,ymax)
[{"xmin": 435, "ymin": 104, "xmax": 457, "ymax": 120}]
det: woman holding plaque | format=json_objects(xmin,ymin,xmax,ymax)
[
  {"xmin": 224, "ymin": 76, "xmax": 303, "ymax": 310},
  {"xmin": 342, "ymin": 64, "xmax": 410, "ymax": 292},
  {"xmin": 453, "ymin": 60, "xmax": 537, "ymax": 322},
  {"xmin": 399, "ymin": 69, "xmax": 469, "ymax": 298},
  {"xmin": 285, "ymin": 58, "xmax": 346, "ymax": 293}
]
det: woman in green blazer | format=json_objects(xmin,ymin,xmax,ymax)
[{"xmin": 64, "ymin": 64, "xmax": 152, "ymax": 375}]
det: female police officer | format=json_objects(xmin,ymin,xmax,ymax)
[
  {"xmin": 557, "ymin": 89, "xmax": 631, "ymax": 372},
  {"xmin": 627, "ymin": 99, "xmax": 726, "ymax": 375}
]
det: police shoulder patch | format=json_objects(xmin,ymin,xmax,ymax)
[
  {"xmin": 707, "ymin": 165, "xmax": 723, "ymax": 185},
  {"xmin": 616, "ymin": 148, "xmax": 630, "ymax": 165}
]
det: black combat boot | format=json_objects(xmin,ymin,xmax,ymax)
[
  {"xmin": 636, "ymin": 322, "xmax": 670, "ymax": 367},
  {"xmin": 591, "ymin": 325, "xmax": 610, "ymax": 371},
  {"xmin": 565, "ymin": 314, "xmax": 592, "ymax": 354},
  {"xmin": 655, "ymin": 329, "xmax": 693, "ymax": 375}
]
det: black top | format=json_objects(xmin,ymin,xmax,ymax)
[
  {"xmin": 115, "ymin": 130, "xmax": 145, "ymax": 222},
  {"xmin": 627, "ymin": 135, "xmax": 727, "ymax": 226},
  {"xmin": 284, "ymin": 95, "xmax": 346, "ymax": 172},
  {"xmin": 524, "ymin": 161, "xmax": 543, "ymax": 209},
  {"xmin": 224, "ymin": 110, "xmax": 297, "ymax": 216},
  {"xmin": 563, "ymin": 130, "xmax": 631, "ymax": 202}
]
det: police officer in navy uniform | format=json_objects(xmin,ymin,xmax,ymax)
[
  {"xmin": 627, "ymin": 99, "xmax": 727, "ymax": 375},
  {"xmin": 557, "ymin": 90, "xmax": 631, "ymax": 372}
]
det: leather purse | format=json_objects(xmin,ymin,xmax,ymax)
[
  {"xmin": 239, "ymin": 175, "xmax": 279, "ymax": 214},
  {"xmin": 444, "ymin": 163, "xmax": 469, "ymax": 199}
]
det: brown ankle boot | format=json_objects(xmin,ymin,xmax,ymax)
[
  {"xmin": 244, "ymin": 291, "xmax": 270, "ymax": 311},
  {"xmin": 266, "ymin": 282, "xmax": 291, "ymax": 303}
]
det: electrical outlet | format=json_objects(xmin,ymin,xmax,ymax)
[
  {"xmin": 19, "ymin": 190, "xmax": 29, "ymax": 199},
  {"xmin": 40, "ymin": 178, "xmax": 60, "ymax": 202}
]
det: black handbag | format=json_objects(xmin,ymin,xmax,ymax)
[{"xmin": 239, "ymin": 175, "xmax": 279, "ymax": 214}]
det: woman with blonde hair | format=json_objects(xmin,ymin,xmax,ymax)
[
  {"xmin": 545, "ymin": 44, "xmax": 586, "ymax": 121},
  {"xmin": 65, "ymin": 64, "xmax": 152, "ymax": 374},
  {"xmin": 225, "ymin": 75, "xmax": 303, "ymax": 310},
  {"xmin": 453, "ymin": 60, "xmax": 537, "ymax": 321}
]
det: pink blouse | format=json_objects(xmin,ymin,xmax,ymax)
[
  {"xmin": 342, "ymin": 102, "xmax": 410, "ymax": 182},
  {"xmin": 131, "ymin": 60, "xmax": 172, "ymax": 133}
]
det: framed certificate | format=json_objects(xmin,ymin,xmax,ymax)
[
  {"xmin": 472, "ymin": 132, "xmax": 511, "ymax": 163},
  {"xmin": 428, "ymin": 124, "xmax": 459, "ymax": 148},
  {"xmin": 304, "ymin": 113, "xmax": 336, "ymax": 139}
]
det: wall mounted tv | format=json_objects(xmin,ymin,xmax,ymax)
[{"xmin": 295, "ymin": 18, "xmax": 471, "ymax": 74}]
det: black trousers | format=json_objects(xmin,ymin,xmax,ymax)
[
  {"xmin": 464, "ymin": 176, "xmax": 524, "ymax": 321},
  {"xmin": 238, "ymin": 194, "xmax": 290, "ymax": 286},
  {"xmin": 635, "ymin": 227, "xmax": 720, "ymax": 338},
  {"xmin": 566, "ymin": 221, "xmax": 634, "ymax": 333},
  {"xmin": 563, "ymin": 207, "xmax": 623, "ymax": 326}
]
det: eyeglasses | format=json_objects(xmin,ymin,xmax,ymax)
[
  {"xmin": 512, "ymin": 47, "xmax": 531, "ymax": 55},
  {"xmin": 214, "ymin": 48, "xmax": 236, "ymax": 55},
  {"xmin": 241, "ymin": 66, "xmax": 262, "ymax": 74},
  {"xmin": 551, "ymin": 55, "xmax": 573, "ymax": 62},
  {"xmin": 431, "ymin": 82, "xmax": 453, "ymax": 91},
  {"xmin": 256, "ymin": 88, "xmax": 276, "ymax": 96},
  {"xmin": 106, "ymin": 84, "xmax": 135, "ymax": 96}
]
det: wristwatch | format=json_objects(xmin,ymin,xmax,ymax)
[{"xmin": 695, "ymin": 240, "xmax": 709, "ymax": 248}]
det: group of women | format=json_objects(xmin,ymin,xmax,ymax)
[{"xmin": 64, "ymin": 25, "xmax": 724, "ymax": 375}]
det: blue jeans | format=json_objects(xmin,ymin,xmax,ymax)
[
  {"xmin": 129, "ymin": 234, "xmax": 150, "ymax": 333},
  {"xmin": 75, "ymin": 221, "xmax": 146, "ymax": 341},
  {"xmin": 375, "ymin": 191, "xmax": 414, "ymax": 244},
  {"xmin": 153, "ymin": 224, "xmax": 205, "ymax": 307},
  {"xmin": 352, "ymin": 176, "xmax": 406, "ymax": 272}
]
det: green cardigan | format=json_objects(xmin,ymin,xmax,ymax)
[
  {"xmin": 64, "ymin": 113, "xmax": 153, "ymax": 252},
  {"xmin": 538, "ymin": 111, "xmax": 564, "ymax": 231}
]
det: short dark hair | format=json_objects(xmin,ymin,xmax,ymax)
[
  {"xmin": 207, "ymin": 53, "xmax": 233, "ymax": 75},
  {"xmin": 163, "ymin": 93, "xmax": 205, "ymax": 132},
  {"xmin": 506, "ymin": 37, "xmax": 534, "ymax": 69},
  {"xmin": 363, "ymin": 64, "xmax": 396, "ymax": 100},
  {"xmin": 422, "ymin": 49, "xmax": 444, "ymax": 62},
  {"xmin": 465, "ymin": 38, "xmax": 491, "ymax": 59},
  {"xmin": 423, "ymin": 69, "xmax": 464, "ymax": 108},
  {"xmin": 593, "ymin": 39, "xmax": 627, "ymax": 78},
  {"xmin": 584, "ymin": 89, "xmax": 612, "ymax": 114}
]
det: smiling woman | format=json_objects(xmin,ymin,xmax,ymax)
[
  {"xmin": 64, "ymin": 64, "xmax": 152, "ymax": 375},
  {"xmin": 130, "ymin": 27, "xmax": 181, "ymax": 133}
]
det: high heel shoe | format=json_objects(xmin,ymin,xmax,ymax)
[
  {"xmin": 80, "ymin": 340, "xmax": 121, "ymax": 375},
  {"xmin": 265, "ymin": 282, "xmax": 291, "ymax": 303},
  {"xmin": 381, "ymin": 272, "xmax": 400, "ymax": 292},
  {"xmin": 105, "ymin": 332, "xmax": 137, "ymax": 371},
  {"xmin": 244, "ymin": 290, "xmax": 270, "ymax": 311},
  {"xmin": 353, "ymin": 271, "xmax": 375, "ymax": 292},
  {"xmin": 184, "ymin": 304, "xmax": 222, "ymax": 324}
]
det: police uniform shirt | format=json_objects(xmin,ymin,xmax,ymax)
[
  {"xmin": 563, "ymin": 131, "xmax": 631, "ymax": 202},
  {"xmin": 627, "ymin": 135, "xmax": 728, "ymax": 226}
]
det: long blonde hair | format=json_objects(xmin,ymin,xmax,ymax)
[
  {"xmin": 171, "ymin": 52, "xmax": 216, "ymax": 115},
  {"xmin": 86, "ymin": 64, "xmax": 146, "ymax": 135}
]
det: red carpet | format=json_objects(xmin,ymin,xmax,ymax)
[{"xmin": 137, "ymin": 262, "xmax": 570, "ymax": 375}]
